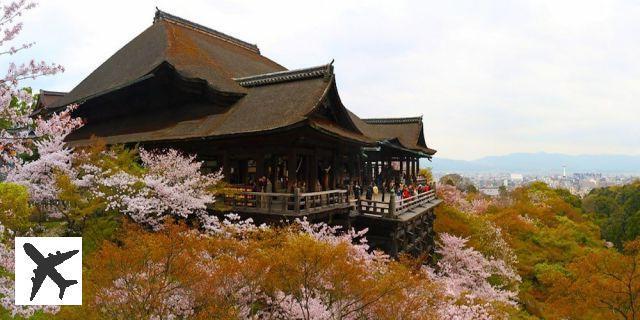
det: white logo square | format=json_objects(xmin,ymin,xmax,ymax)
[{"xmin": 14, "ymin": 237, "xmax": 82, "ymax": 305}]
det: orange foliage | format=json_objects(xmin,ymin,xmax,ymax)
[
  {"xmin": 58, "ymin": 221, "xmax": 441, "ymax": 319},
  {"xmin": 544, "ymin": 239, "xmax": 640, "ymax": 320}
]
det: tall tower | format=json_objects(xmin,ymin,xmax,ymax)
[{"xmin": 562, "ymin": 165, "xmax": 566, "ymax": 178}]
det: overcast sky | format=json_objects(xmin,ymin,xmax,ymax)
[{"xmin": 5, "ymin": 0, "xmax": 640, "ymax": 160}]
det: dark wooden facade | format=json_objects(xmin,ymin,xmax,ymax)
[{"xmin": 41, "ymin": 9, "xmax": 439, "ymax": 256}]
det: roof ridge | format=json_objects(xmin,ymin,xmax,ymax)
[
  {"xmin": 39, "ymin": 90, "xmax": 67, "ymax": 96},
  {"xmin": 362, "ymin": 116, "xmax": 423, "ymax": 125},
  {"xmin": 234, "ymin": 62, "xmax": 334, "ymax": 87},
  {"xmin": 154, "ymin": 9, "xmax": 260, "ymax": 54}
]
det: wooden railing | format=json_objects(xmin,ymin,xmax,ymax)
[
  {"xmin": 396, "ymin": 190, "xmax": 436, "ymax": 214},
  {"xmin": 357, "ymin": 190, "xmax": 437, "ymax": 218},
  {"xmin": 223, "ymin": 189, "xmax": 349, "ymax": 215},
  {"xmin": 357, "ymin": 198, "xmax": 392, "ymax": 217}
]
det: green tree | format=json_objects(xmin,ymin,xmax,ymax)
[
  {"xmin": 0, "ymin": 182, "xmax": 34, "ymax": 234},
  {"xmin": 583, "ymin": 182, "xmax": 640, "ymax": 249}
]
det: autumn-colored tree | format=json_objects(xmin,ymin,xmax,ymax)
[
  {"xmin": 435, "ymin": 181, "xmax": 606, "ymax": 318},
  {"xmin": 543, "ymin": 239, "xmax": 640, "ymax": 320},
  {"xmin": 59, "ymin": 220, "xmax": 443, "ymax": 320}
]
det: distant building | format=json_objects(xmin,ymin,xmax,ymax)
[{"xmin": 479, "ymin": 187, "xmax": 499, "ymax": 197}]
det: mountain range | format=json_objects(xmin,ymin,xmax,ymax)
[{"xmin": 422, "ymin": 152, "xmax": 640, "ymax": 174}]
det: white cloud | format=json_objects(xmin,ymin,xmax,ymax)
[{"xmin": 4, "ymin": 0, "xmax": 640, "ymax": 159}]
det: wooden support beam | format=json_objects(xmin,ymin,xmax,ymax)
[
  {"xmin": 256, "ymin": 153, "xmax": 264, "ymax": 180},
  {"xmin": 331, "ymin": 152, "xmax": 338, "ymax": 189},
  {"xmin": 304, "ymin": 155, "xmax": 310, "ymax": 191},
  {"xmin": 356, "ymin": 153, "xmax": 363, "ymax": 184},
  {"xmin": 310, "ymin": 149, "xmax": 319, "ymax": 191},
  {"xmin": 287, "ymin": 149, "xmax": 297, "ymax": 190},
  {"xmin": 271, "ymin": 155, "xmax": 279, "ymax": 192},
  {"xmin": 408, "ymin": 159, "xmax": 414, "ymax": 181},
  {"xmin": 222, "ymin": 151, "xmax": 230, "ymax": 183}
]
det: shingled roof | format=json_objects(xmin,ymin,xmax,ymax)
[
  {"xmin": 53, "ymin": 9, "xmax": 285, "ymax": 109},
  {"xmin": 67, "ymin": 62, "xmax": 371, "ymax": 146},
  {"xmin": 59, "ymin": 10, "xmax": 434, "ymax": 157},
  {"xmin": 347, "ymin": 113, "xmax": 436, "ymax": 156},
  {"xmin": 32, "ymin": 90, "xmax": 67, "ymax": 116}
]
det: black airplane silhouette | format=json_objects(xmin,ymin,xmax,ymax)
[{"xmin": 23, "ymin": 243, "xmax": 79, "ymax": 301}]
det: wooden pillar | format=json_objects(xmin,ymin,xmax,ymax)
[
  {"xmin": 287, "ymin": 149, "xmax": 297, "ymax": 190},
  {"xmin": 331, "ymin": 152, "xmax": 338, "ymax": 189},
  {"xmin": 310, "ymin": 149, "xmax": 318, "ymax": 191},
  {"xmin": 365, "ymin": 160, "xmax": 370, "ymax": 183},
  {"xmin": 222, "ymin": 151, "xmax": 230, "ymax": 183},
  {"xmin": 356, "ymin": 154, "xmax": 363, "ymax": 184},
  {"xmin": 304, "ymin": 155, "xmax": 310, "ymax": 191},
  {"xmin": 239, "ymin": 159, "xmax": 247, "ymax": 184},
  {"xmin": 408, "ymin": 159, "xmax": 414, "ymax": 180},
  {"xmin": 372, "ymin": 161, "xmax": 377, "ymax": 178},
  {"xmin": 384, "ymin": 160, "xmax": 388, "ymax": 179},
  {"xmin": 271, "ymin": 155, "xmax": 279, "ymax": 192},
  {"xmin": 387, "ymin": 193, "xmax": 396, "ymax": 218},
  {"xmin": 256, "ymin": 153, "xmax": 265, "ymax": 180}
]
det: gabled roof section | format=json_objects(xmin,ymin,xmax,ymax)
[
  {"xmin": 53, "ymin": 9, "xmax": 286, "ymax": 109},
  {"xmin": 348, "ymin": 112, "xmax": 436, "ymax": 156},
  {"xmin": 154, "ymin": 9, "xmax": 260, "ymax": 54},
  {"xmin": 32, "ymin": 90, "xmax": 67, "ymax": 116}
]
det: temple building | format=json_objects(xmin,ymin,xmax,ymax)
[{"xmin": 39, "ymin": 10, "xmax": 441, "ymax": 256}]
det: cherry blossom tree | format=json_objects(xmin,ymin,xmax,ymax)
[
  {"xmin": 0, "ymin": 1, "xmax": 69, "ymax": 316},
  {"xmin": 0, "ymin": 222, "xmax": 59, "ymax": 317},
  {"xmin": 429, "ymin": 233, "xmax": 521, "ymax": 319},
  {"xmin": 102, "ymin": 148, "xmax": 224, "ymax": 230},
  {"xmin": 5, "ymin": 105, "xmax": 82, "ymax": 202},
  {"xmin": 0, "ymin": 0, "xmax": 65, "ymax": 168},
  {"xmin": 438, "ymin": 184, "xmax": 493, "ymax": 215}
]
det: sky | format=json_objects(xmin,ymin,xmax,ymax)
[{"xmin": 4, "ymin": 0, "xmax": 640, "ymax": 160}]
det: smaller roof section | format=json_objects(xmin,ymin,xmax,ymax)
[
  {"xmin": 32, "ymin": 90, "xmax": 67, "ymax": 116},
  {"xmin": 348, "ymin": 112, "xmax": 436, "ymax": 157}
]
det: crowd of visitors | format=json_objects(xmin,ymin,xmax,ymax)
[
  {"xmin": 358, "ymin": 180, "xmax": 431, "ymax": 202},
  {"xmin": 243, "ymin": 171, "xmax": 431, "ymax": 205}
]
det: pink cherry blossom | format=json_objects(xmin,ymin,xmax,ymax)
[
  {"xmin": 1, "ymin": 0, "xmax": 66, "ymax": 171},
  {"xmin": 426, "ymin": 233, "xmax": 521, "ymax": 319},
  {"xmin": 104, "ymin": 148, "xmax": 223, "ymax": 230}
]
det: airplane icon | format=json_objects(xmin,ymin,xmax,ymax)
[{"xmin": 23, "ymin": 243, "xmax": 79, "ymax": 301}]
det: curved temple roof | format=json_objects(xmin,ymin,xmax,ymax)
[
  {"xmin": 347, "ymin": 113, "xmax": 436, "ymax": 157},
  {"xmin": 56, "ymin": 9, "xmax": 435, "ymax": 157},
  {"xmin": 53, "ymin": 9, "xmax": 285, "ymax": 109}
]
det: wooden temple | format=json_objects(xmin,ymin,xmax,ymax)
[{"xmin": 39, "ymin": 10, "xmax": 441, "ymax": 256}]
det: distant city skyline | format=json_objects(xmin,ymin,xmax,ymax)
[
  {"xmin": 441, "ymin": 171, "xmax": 637, "ymax": 197},
  {"xmin": 3, "ymin": 0, "xmax": 640, "ymax": 159},
  {"xmin": 423, "ymin": 152, "xmax": 640, "ymax": 174}
]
